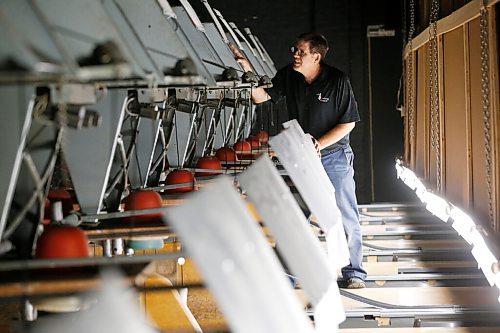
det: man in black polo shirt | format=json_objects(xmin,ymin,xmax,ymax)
[{"xmin": 231, "ymin": 32, "xmax": 366, "ymax": 288}]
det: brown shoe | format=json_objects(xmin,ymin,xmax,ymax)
[{"xmin": 346, "ymin": 277, "xmax": 366, "ymax": 289}]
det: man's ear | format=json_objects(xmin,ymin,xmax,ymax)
[{"xmin": 314, "ymin": 53, "xmax": 321, "ymax": 63}]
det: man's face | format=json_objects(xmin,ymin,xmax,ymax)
[{"xmin": 292, "ymin": 40, "xmax": 319, "ymax": 74}]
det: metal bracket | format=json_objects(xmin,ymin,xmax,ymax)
[
  {"xmin": 137, "ymin": 88, "xmax": 168, "ymax": 104},
  {"xmin": 52, "ymin": 84, "xmax": 98, "ymax": 105}
]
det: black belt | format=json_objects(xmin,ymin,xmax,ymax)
[{"xmin": 321, "ymin": 144, "xmax": 349, "ymax": 157}]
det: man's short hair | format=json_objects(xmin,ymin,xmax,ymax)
[{"xmin": 297, "ymin": 32, "xmax": 329, "ymax": 60}]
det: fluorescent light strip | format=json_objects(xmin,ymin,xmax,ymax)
[{"xmin": 395, "ymin": 160, "xmax": 500, "ymax": 300}]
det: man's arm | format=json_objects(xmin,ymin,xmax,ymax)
[
  {"xmin": 315, "ymin": 122, "xmax": 356, "ymax": 150},
  {"xmin": 251, "ymin": 87, "xmax": 271, "ymax": 104},
  {"xmin": 229, "ymin": 43, "xmax": 271, "ymax": 104}
]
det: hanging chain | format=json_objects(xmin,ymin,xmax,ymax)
[
  {"xmin": 479, "ymin": 0, "xmax": 494, "ymax": 229},
  {"xmin": 407, "ymin": 0, "xmax": 416, "ymax": 142},
  {"xmin": 429, "ymin": 0, "xmax": 441, "ymax": 190}
]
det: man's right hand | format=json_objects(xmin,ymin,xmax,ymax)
[{"xmin": 229, "ymin": 42, "xmax": 271, "ymax": 104}]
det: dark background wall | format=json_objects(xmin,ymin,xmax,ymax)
[{"xmin": 193, "ymin": 0, "xmax": 415, "ymax": 203}]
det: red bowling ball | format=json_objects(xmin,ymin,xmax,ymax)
[
  {"xmin": 255, "ymin": 131, "xmax": 269, "ymax": 143},
  {"xmin": 165, "ymin": 169, "xmax": 196, "ymax": 194},
  {"xmin": 35, "ymin": 226, "xmax": 90, "ymax": 259},
  {"xmin": 233, "ymin": 140, "xmax": 252, "ymax": 157},
  {"xmin": 124, "ymin": 190, "xmax": 163, "ymax": 222},
  {"xmin": 247, "ymin": 136, "xmax": 261, "ymax": 149},
  {"xmin": 195, "ymin": 156, "xmax": 222, "ymax": 176},
  {"xmin": 215, "ymin": 146, "xmax": 238, "ymax": 162}
]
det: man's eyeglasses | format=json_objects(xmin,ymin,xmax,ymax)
[{"xmin": 290, "ymin": 46, "xmax": 308, "ymax": 57}]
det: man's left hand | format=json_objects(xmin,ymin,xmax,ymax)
[{"xmin": 310, "ymin": 135, "xmax": 321, "ymax": 157}]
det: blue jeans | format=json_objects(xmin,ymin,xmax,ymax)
[{"xmin": 321, "ymin": 145, "xmax": 367, "ymax": 280}]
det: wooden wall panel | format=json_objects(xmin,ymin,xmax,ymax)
[
  {"xmin": 415, "ymin": 45, "xmax": 430, "ymax": 180},
  {"xmin": 405, "ymin": 2, "xmax": 500, "ymax": 236},
  {"xmin": 442, "ymin": 26, "xmax": 471, "ymax": 207},
  {"xmin": 467, "ymin": 18, "xmax": 490, "ymax": 225}
]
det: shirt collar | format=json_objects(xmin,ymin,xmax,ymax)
[
  {"xmin": 312, "ymin": 64, "xmax": 329, "ymax": 85},
  {"xmin": 295, "ymin": 64, "xmax": 328, "ymax": 86}
]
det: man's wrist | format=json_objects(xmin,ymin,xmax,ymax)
[
  {"xmin": 239, "ymin": 60, "xmax": 252, "ymax": 73},
  {"xmin": 317, "ymin": 138, "xmax": 324, "ymax": 150}
]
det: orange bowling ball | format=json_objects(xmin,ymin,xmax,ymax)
[
  {"xmin": 124, "ymin": 190, "xmax": 163, "ymax": 222},
  {"xmin": 247, "ymin": 136, "xmax": 261, "ymax": 148},
  {"xmin": 233, "ymin": 140, "xmax": 252, "ymax": 157},
  {"xmin": 35, "ymin": 226, "xmax": 89, "ymax": 259},
  {"xmin": 195, "ymin": 156, "xmax": 222, "ymax": 176},
  {"xmin": 255, "ymin": 130, "xmax": 269, "ymax": 143},
  {"xmin": 215, "ymin": 146, "xmax": 238, "ymax": 162},
  {"xmin": 165, "ymin": 169, "xmax": 196, "ymax": 194}
]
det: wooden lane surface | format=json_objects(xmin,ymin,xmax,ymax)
[
  {"xmin": 341, "ymin": 286, "xmax": 499, "ymax": 309},
  {"xmin": 85, "ymin": 225, "xmax": 173, "ymax": 241},
  {"xmin": 171, "ymin": 255, "xmax": 228, "ymax": 332},
  {"xmin": 0, "ymin": 276, "xmax": 108, "ymax": 299},
  {"xmin": 138, "ymin": 273, "xmax": 201, "ymax": 332},
  {"xmin": 340, "ymin": 328, "xmax": 500, "ymax": 333},
  {"xmin": 0, "ymin": 275, "xmax": 202, "ymax": 333},
  {"xmin": 186, "ymin": 288, "xmax": 227, "ymax": 332}
]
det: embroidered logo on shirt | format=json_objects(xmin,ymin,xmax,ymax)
[{"xmin": 316, "ymin": 93, "xmax": 329, "ymax": 103}]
